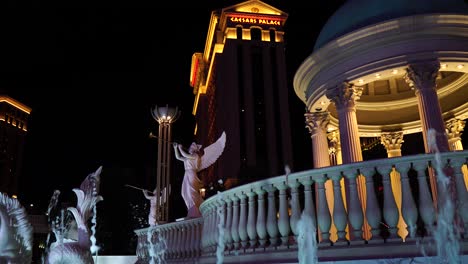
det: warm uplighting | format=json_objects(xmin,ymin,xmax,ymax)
[
  {"xmin": 358, "ymin": 79, "xmax": 364, "ymax": 84},
  {"xmin": 375, "ymin": 73, "xmax": 381, "ymax": 79},
  {"xmin": 12, "ymin": 195, "xmax": 17, "ymax": 199},
  {"xmin": 457, "ymin": 64, "xmax": 464, "ymax": 69},
  {"xmin": 199, "ymin": 188, "xmax": 206, "ymax": 198},
  {"xmin": 391, "ymin": 69, "xmax": 398, "ymax": 74},
  {"xmin": 441, "ymin": 64, "xmax": 447, "ymax": 69}
]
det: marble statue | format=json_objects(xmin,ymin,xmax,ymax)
[
  {"xmin": 173, "ymin": 131, "xmax": 226, "ymax": 218},
  {"xmin": 0, "ymin": 192, "xmax": 33, "ymax": 264},
  {"xmin": 142, "ymin": 188, "xmax": 158, "ymax": 226},
  {"xmin": 46, "ymin": 166, "xmax": 104, "ymax": 264}
]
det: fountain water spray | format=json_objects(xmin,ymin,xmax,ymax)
[
  {"xmin": 42, "ymin": 190, "xmax": 61, "ymax": 263},
  {"xmin": 297, "ymin": 212, "xmax": 318, "ymax": 264},
  {"xmin": 90, "ymin": 181, "xmax": 100, "ymax": 262},
  {"xmin": 216, "ymin": 191, "xmax": 226, "ymax": 264},
  {"xmin": 146, "ymin": 225, "xmax": 167, "ymax": 264},
  {"xmin": 425, "ymin": 128, "xmax": 461, "ymax": 263}
]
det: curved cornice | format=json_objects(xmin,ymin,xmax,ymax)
[{"xmin": 294, "ymin": 14, "xmax": 468, "ymax": 108}]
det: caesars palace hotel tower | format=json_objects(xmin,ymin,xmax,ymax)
[{"xmin": 190, "ymin": 0, "xmax": 293, "ymax": 187}]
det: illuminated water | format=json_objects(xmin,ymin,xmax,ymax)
[
  {"xmin": 297, "ymin": 212, "xmax": 318, "ymax": 264},
  {"xmin": 146, "ymin": 226, "xmax": 167, "ymax": 264},
  {"xmin": 424, "ymin": 129, "xmax": 461, "ymax": 263}
]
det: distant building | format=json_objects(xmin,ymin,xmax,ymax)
[
  {"xmin": 190, "ymin": 0, "xmax": 293, "ymax": 188},
  {"xmin": 0, "ymin": 95, "xmax": 31, "ymax": 196}
]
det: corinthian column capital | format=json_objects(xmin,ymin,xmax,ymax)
[
  {"xmin": 305, "ymin": 111, "xmax": 329, "ymax": 136},
  {"xmin": 404, "ymin": 60, "xmax": 440, "ymax": 92},
  {"xmin": 326, "ymin": 82, "xmax": 363, "ymax": 111},
  {"xmin": 380, "ymin": 131, "xmax": 404, "ymax": 150},
  {"xmin": 446, "ymin": 118, "xmax": 466, "ymax": 139}
]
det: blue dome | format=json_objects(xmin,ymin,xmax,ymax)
[{"xmin": 314, "ymin": 0, "xmax": 468, "ymax": 50}]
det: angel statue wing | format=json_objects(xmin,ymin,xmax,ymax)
[{"xmin": 200, "ymin": 131, "xmax": 226, "ymax": 171}]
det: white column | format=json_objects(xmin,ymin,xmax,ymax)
[
  {"xmin": 305, "ymin": 111, "xmax": 336, "ymax": 242},
  {"xmin": 405, "ymin": 60, "xmax": 449, "ymax": 153},
  {"xmin": 305, "ymin": 111, "xmax": 331, "ymax": 168},
  {"xmin": 326, "ymin": 82, "xmax": 363, "ymax": 164}
]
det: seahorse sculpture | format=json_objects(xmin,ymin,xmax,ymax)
[
  {"xmin": 46, "ymin": 166, "xmax": 104, "ymax": 264},
  {"xmin": 0, "ymin": 192, "xmax": 33, "ymax": 264}
]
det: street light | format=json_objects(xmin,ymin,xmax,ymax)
[{"xmin": 150, "ymin": 104, "xmax": 180, "ymax": 224}]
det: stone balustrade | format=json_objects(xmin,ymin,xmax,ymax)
[{"xmin": 135, "ymin": 151, "xmax": 468, "ymax": 263}]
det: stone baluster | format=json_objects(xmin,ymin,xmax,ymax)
[
  {"xmin": 378, "ymin": 165, "xmax": 400, "ymax": 241},
  {"xmin": 361, "ymin": 167, "xmax": 383, "ymax": 243},
  {"xmin": 413, "ymin": 161, "xmax": 436, "ymax": 236},
  {"xmin": 316, "ymin": 174, "xmax": 332, "ymax": 245},
  {"xmin": 186, "ymin": 223, "xmax": 194, "ymax": 258},
  {"xmin": 225, "ymin": 198, "xmax": 233, "ymax": 250},
  {"xmin": 196, "ymin": 221, "xmax": 203, "ymax": 257},
  {"xmin": 206, "ymin": 205, "xmax": 214, "ymax": 251},
  {"xmin": 398, "ymin": 163, "xmax": 419, "ymax": 240},
  {"xmin": 238, "ymin": 192, "xmax": 249, "ymax": 249},
  {"xmin": 343, "ymin": 169, "xmax": 364, "ymax": 243},
  {"xmin": 277, "ymin": 182, "xmax": 291, "ymax": 247},
  {"xmin": 166, "ymin": 226, "xmax": 174, "ymax": 258},
  {"xmin": 330, "ymin": 172, "xmax": 348, "ymax": 244},
  {"xmin": 300, "ymin": 178, "xmax": 317, "ymax": 228},
  {"xmin": 201, "ymin": 213, "xmax": 208, "ymax": 251},
  {"xmin": 231, "ymin": 194, "xmax": 240, "ymax": 250},
  {"xmin": 217, "ymin": 198, "xmax": 227, "ymax": 257},
  {"xmin": 176, "ymin": 226, "xmax": 183, "ymax": 258},
  {"xmin": 266, "ymin": 185, "xmax": 280, "ymax": 247},
  {"xmin": 247, "ymin": 190, "xmax": 258, "ymax": 250},
  {"xmin": 450, "ymin": 158, "xmax": 468, "ymax": 237},
  {"xmin": 181, "ymin": 224, "xmax": 189, "ymax": 259},
  {"xmin": 289, "ymin": 180, "xmax": 302, "ymax": 238},
  {"xmin": 255, "ymin": 187, "xmax": 268, "ymax": 249},
  {"xmin": 212, "ymin": 204, "xmax": 219, "ymax": 251}
]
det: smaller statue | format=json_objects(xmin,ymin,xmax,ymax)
[
  {"xmin": 142, "ymin": 188, "xmax": 158, "ymax": 226},
  {"xmin": 173, "ymin": 131, "xmax": 226, "ymax": 218},
  {"xmin": 0, "ymin": 192, "xmax": 33, "ymax": 264}
]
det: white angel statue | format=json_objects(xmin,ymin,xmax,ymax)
[{"xmin": 173, "ymin": 131, "xmax": 226, "ymax": 218}]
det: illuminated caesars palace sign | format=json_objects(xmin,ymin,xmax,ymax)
[{"xmin": 229, "ymin": 15, "xmax": 282, "ymax": 26}]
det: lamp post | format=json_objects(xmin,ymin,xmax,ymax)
[{"xmin": 150, "ymin": 104, "xmax": 180, "ymax": 223}]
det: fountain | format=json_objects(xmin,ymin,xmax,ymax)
[
  {"xmin": 297, "ymin": 212, "xmax": 318, "ymax": 264},
  {"xmin": 423, "ymin": 129, "xmax": 462, "ymax": 263},
  {"xmin": 44, "ymin": 166, "xmax": 104, "ymax": 264}
]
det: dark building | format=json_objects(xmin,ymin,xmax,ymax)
[
  {"xmin": 190, "ymin": 0, "xmax": 293, "ymax": 188},
  {"xmin": 0, "ymin": 95, "xmax": 31, "ymax": 196}
]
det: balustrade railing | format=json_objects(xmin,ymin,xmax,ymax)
[{"xmin": 135, "ymin": 151, "xmax": 468, "ymax": 263}]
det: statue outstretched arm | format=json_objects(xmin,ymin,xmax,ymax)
[
  {"xmin": 173, "ymin": 143, "xmax": 185, "ymax": 161},
  {"xmin": 142, "ymin": 190, "xmax": 152, "ymax": 200},
  {"xmin": 178, "ymin": 145, "xmax": 197, "ymax": 159}
]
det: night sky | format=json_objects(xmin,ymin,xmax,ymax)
[{"xmin": 2, "ymin": 1, "xmax": 346, "ymax": 254}]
